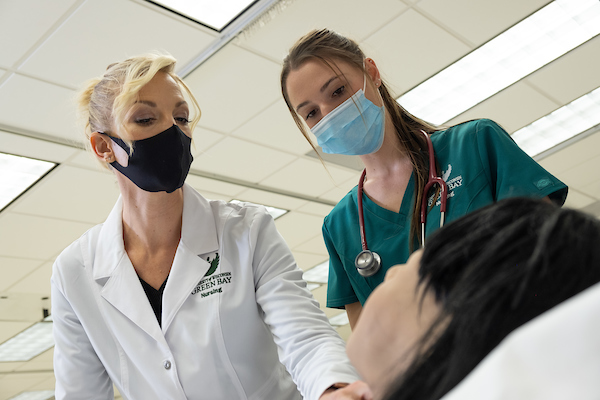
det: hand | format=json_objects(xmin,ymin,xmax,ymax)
[{"xmin": 319, "ymin": 381, "xmax": 373, "ymax": 400}]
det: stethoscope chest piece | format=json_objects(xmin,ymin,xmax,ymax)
[{"xmin": 355, "ymin": 249, "xmax": 381, "ymax": 277}]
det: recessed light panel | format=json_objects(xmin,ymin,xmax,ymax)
[
  {"xmin": 512, "ymin": 87, "xmax": 600, "ymax": 157},
  {"xmin": 398, "ymin": 0, "xmax": 600, "ymax": 125},
  {"xmin": 0, "ymin": 321, "xmax": 54, "ymax": 362},
  {"xmin": 302, "ymin": 261, "xmax": 329, "ymax": 284},
  {"xmin": 0, "ymin": 152, "xmax": 56, "ymax": 212},
  {"xmin": 8, "ymin": 391, "xmax": 55, "ymax": 400},
  {"xmin": 149, "ymin": 0, "xmax": 256, "ymax": 31}
]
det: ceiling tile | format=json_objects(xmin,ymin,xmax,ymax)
[
  {"xmin": 0, "ymin": 74, "xmax": 78, "ymax": 142},
  {"xmin": 64, "ymin": 149, "xmax": 103, "ymax": 170},
  {"xmin": 296, "ymin": 202, "xmax": 334, "ymax": 218},
  {"xmin": 260, "ymin": 158, "xmax": 357, "ymax": 198},
  {"xmin": 416, "ymin": 0, "xmax": 550, "ymax": 45},
  {"xmin": 0, "ymin": 257, "xmax": 44, "ymax": 292},
  {"xmin": 11, "ymin": 165, "xmax": 120, "ymax": 225},
  {"xmin": 185, "ymin": 175, "xmax": 245, "ymax": 197},
  {"xmin": 18, "ymin": 0, "xmax": 215, "ymax": 88},
  {"xmin": 0, "ymin": 0, "xmax": 78, "ymax": 68},
  {"xmin": 581, "ymin": 176, "xmax": 600, "ymax": 199},
  {"xmin": 292, "ymin": 251, "xmax": 327, "ymax": 272},
  {"xmin": 15, "ymin": 348, "xmax": 54, "ymax": 372},
  {"xmin": 0, "ymin": 321, "xmax": 33, "ymax": 345},
  {"xmin": 336, "ymin": 324, "xmax": 351, "ymax": 341},
  {"xmin": 234, "ymin": 188, "xmax": 308, "ymax": 211},
  {"xmin": 563, "ymin": 188, "xmax": 597, "ymax": 209},
  {"xmin": 0, "ymin": 372, "xmax": 54, "ymax": 398},
  {"xmin": 318, "ymin": 175, "xmax": 359, "ymax": 203},
  {"xmin": 526, "ymin": 36, "xmax": 600, "ymax": 104},
  {"xmin": 230, "ymin": 99, "xmax": 313, "ymax": 155},
  {"xmin": 191, "ymin": 136, "xmax": 296, "ymax": 183},
  {"xmin": 238, "ymin": 0, "xmax": 408, "ymax": 61},
  {"xmin": 311, "ymin": 285, "xmax": 338, "ymax": 317},
  {"xmin": 362, "ymin": 8, "xmax": 471, "ymax": 95},
  {"xmin": 274, "ymin": 211, "xmax": 324, "ymax": 248},
  {"xmin": 447, "ymin": 81, "xmax": 560, "ymax": 132},
  {"xmin": 555, "ymin": 155, "xmax": 600, "ymax": 193},
  {"xmin": 293, "ymin": 234, "xmax": 328, "ymax": 257},
  {"xmin": 192, "ymin": 126, "xmax": 225, "ymax": 155},
  {"xmin": 0, "ymin": 130, "xmax": 79, "ymax": 164},
  {"xmin": 7, "ymin": 261, "xmax": 53, "ymax": 295},
  {"xmin": 192, "ymin": 190, "xmax": 231, "ymax": 202},
  {"xmin": 0, "ymin": 361, "xmax": 25, "ymax": 373},
  {"xmin": 538, "ymin": 131, "xmax": 600, "ymax": 175},
  {"xmin": 184, "ymin": 44, "xmax": 281, "ymax": 134},
  {"xmin": 0, "ymin": 212, "xmax": 93, "ymax": 260}
]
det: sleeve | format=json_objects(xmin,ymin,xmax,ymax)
[
  {"xmin": 52, "ymin": 255, "xmax": 113, "ymax": 400},
  {"xmin": 251, "ymin": 210, "xmax": 361, "ymax": 400},
  {"xmin": 323, "ymin": 219, "xmax": 359, "ymax": 308},
  {"xmin": 474, "ymin": 119, "xmax": 568, "ymax": 205}
]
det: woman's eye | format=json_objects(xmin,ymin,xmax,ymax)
[
  {"xmin": 175, "ymin": 117, "xmax": 190, "ymax": 125},
  {"xmin": 332, "ymin": 85, "xmax": 345, "ymax": 97},
  {"xmin": 135, "ymin": 118, "xmax": 154, "ymax": 126},
  {"xmin": 306, "ymin": 109, "xmax": 317, "ymax": 120}
]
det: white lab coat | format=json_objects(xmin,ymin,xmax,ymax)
[
  {"xmin": 51, "ymin": 184, "xmax": 360, "ymax": 400},
  {"xmin": 441, "ymin": 281, "xmax": 600, "ymax": 400}
]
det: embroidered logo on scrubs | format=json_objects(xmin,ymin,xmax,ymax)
[
  {"xmin": 191, "ymin": 253, "xmax": 232, "ymax": 298},
  {"xmin": 429, "ymin": 164, "xmax": 463, "ymax": 206},
  {"xmin": 535, "ymin": 177, "xmax": 553, "ymax": 190}
]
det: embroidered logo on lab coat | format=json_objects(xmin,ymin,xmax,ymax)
[{"xmin": 191, "ymin": 253, "xmax": 232, "ymax": 298}]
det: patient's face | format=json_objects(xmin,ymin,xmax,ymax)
[{"xmin": 346, "ymin": 250, "xmax": 442, "ymax": 396}]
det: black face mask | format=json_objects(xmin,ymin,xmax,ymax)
[{"xmin": 102, "ymin": 125, "xmax": 193, "ymax": 193}]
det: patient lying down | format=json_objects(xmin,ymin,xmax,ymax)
[{"xmin": 347, "ymin": 197, "xmax": 600, "ymax": 400}]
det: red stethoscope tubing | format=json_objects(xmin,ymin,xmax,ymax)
[{"xmin": 357, "ymin": 130, "xmax": 448, "ymax": 251}]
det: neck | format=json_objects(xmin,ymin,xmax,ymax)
[
  {"xmin": 359, "ymin": 111, "xmax": 412, "ymax": 181},
  {"xmin": 119, "ymin": 178, "xmax": 184, "ymax": 252}
]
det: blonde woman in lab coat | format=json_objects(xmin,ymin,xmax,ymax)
[{"xmin": 51, "ymin": 53, "xmax": 371, "ymax": 400}]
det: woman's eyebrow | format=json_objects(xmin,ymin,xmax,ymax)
[{"xmin": 295, "ymin": 76, "xmax": 340, "ymax": 113}]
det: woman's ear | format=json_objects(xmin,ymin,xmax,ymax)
[
  {"xmin": 365, "ymin": 58, "xmax": 382, "ymax": 87},
  {"xmin": 90, "ymin": 132, "xmax": 115, "ymax": 163}
]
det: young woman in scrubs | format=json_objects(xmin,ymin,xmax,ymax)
[
  {"xmin": 280, "ymin": 29, "xmax": 568, "ymax": 328},
  {"xmin": 346, "ymin": 197, "xmax": 600, "ymax": 400},
  {"xmin": 51, "ymin": 53, "xmax": 371, "ymax": 400}
]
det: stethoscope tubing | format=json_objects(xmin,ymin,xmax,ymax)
[{"xmin": 357, "ymin": 130, "xmax": 448, "ymax": 258}]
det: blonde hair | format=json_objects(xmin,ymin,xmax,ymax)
[
  {"xmin": 77, "ymin": 52, "xmax": 201, "ymax": 167},
  {"xmin": 281, "ymin": 29, "xmax": 439, "ymax": 249}
]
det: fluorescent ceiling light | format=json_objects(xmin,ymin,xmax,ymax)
[
  {"xmin": 0, "ymin": 321, "xmax": 54, "ymax": 362},
  {"xmin": 8, "ymin": 391, "xmax": 55, "ymax": 400},
  {"xmin": 329, "ymin": 311, "xmax": 349, "ymax": 327},
  {"xmin": 149, "ymin": 0, "xmax": 255, "ymax": 31},
  {"xmin": 512, "ymin": 86, "xmax": 600, "ymax": 157},
  {"xmin": 302, "ymin": 261, "xmax": 328, "ymax": 284},
  {"xmin": 0, "ymin": 152, "xmax": 56, "ymax": 212},
  {"xmin": 230, "ymin": 199, "xmax": 288, "ymax": 219},
  {"xmin": 306, "ymin": 283, "xmax": 321, "ymax": 291},
  {"xmin": 398, "ymin": 0, "xmax": 600, "ymax": 125}
]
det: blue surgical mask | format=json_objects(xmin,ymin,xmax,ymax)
[{"xmin": 310, "ymin": 76, "xmax": 385, "ymax": 155}]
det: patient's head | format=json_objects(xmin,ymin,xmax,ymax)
[{"xmin": 347, "ymin": 197, "xmax": 600, "ymax": 400}]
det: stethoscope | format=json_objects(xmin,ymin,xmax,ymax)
[{"xmin": 354, "ymin": 129, "xmax": 448, "ymax": 277}]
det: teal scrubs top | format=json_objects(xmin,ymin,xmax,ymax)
[{"xmin": 324, "ymin": 119, "xmax": 568, "ymax": 308}]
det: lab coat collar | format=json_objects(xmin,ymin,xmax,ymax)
[
  {"xmin": 92, "ymin": 184, "xmax": 220, "ymax": 339},
  {"xmin": 92, "ymin": 184, "xmax": 219, "ymax": 281}
]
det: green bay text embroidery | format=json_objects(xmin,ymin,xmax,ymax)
[{"xmin": 191, "ymin": 272, "xmax": 232, "ymax": 297}]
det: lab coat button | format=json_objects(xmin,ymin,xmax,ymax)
[{"xmin": 163, "ymin": 360, "xmax": 171, "ymax": 370}]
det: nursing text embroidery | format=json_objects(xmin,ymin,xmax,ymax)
[{"xmin": 191, "ymin": 272, "xmax": 232, "ymax": 297}]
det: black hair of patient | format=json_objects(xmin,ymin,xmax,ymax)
[{"xmin": 383, "ymin": 197, "xmax": 600, "ymax": 400}]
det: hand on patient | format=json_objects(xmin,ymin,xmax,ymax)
[{"xmin": 319, "ymin": 381, "xmax": 373, "ymax": 400}]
